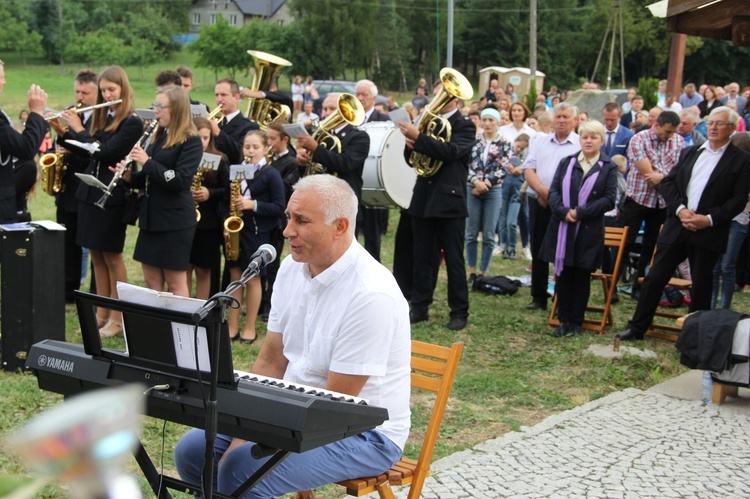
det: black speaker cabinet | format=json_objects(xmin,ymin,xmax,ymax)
[{"xmin": 1, "ymin": 226, "xmax": 66, "ymax": 371}]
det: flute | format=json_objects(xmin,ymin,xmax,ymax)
[{"xmin": 45, "ymin": 99, "xmax": 123, "ymax": 121}]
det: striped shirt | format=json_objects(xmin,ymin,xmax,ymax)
[{"xmin": 625, "ymin": 128, "xmax": 684, "ymax": 208}]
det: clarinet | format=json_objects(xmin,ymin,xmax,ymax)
[{"xmin": 95, "ymin": 120, "xmax": 159, "ymax": 210}]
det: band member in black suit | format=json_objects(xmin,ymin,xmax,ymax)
[
  {"xmin": 356, "ymin": 79, "xmax": 390, "ymax": 262},
  {"xmin": 397, "ymin": 80, "xmax": 475, "ymax": 331},
  {"xmin": 260, "ymin": 122, "xmax": 299, "ymax": 320},
  {"xmin": 617, "ymin": 107, "xmax": 750, "ymax": 341},
  {"xmin": 295, "ymin": 93, "xmax": 370, "ymax": 201},
  {"xmin": 190, "ymin": 117, "xmax": 229, "ymax": 299},
  {"xmin": 154, "ymin": 70, "xmax": 181, "ymax": 88},
  {"xmin": 0, "ymin": 60, "xmax": 48, "ymax": 223},
  {"xmin": 211, "ymin": 78, "xmax": 259, "ymax": 165},
  {"xmin": 48, "ymin": 69, "xmax": 98, "ymax": 303},
  {"xmin": 61, "ymin": 65, "xmax": 143, "ymax": 338},
  {"xmin": 122, "ymin": 85, "xmax": 202, "ymax": 298}
]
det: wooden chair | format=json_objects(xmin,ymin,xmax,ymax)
[
  {"xmin": 548, "ymin": 226, "xmax": 629, "ymax": 334},
  {"xmin": 296, "ymin": 340, "xmax": 464, "ymax": 499},
  {"xmin": 636, "ymin": 233, "xmax": 693, "ymax": 342}
]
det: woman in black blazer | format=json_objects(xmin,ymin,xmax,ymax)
[
  {"xmin": 58, "ymin": 65, "xmax": 143, "ymax": 337},
  {"xmin": 541, "ymin": 120, "xmax": 617, "ymax": 337},
  {"xmin": 124, "ymin": 85, "xmax": 202, "ymax": 297},
  {"xmin": 189, "ymin": 117, "xmax": 229, "ymax": 299},
  {"xmin": 227, "ymin": 130, "xmax": 285, "ymax": 343}
]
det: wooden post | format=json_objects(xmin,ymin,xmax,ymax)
[{"xmin": 666, "ymin": 33, "xmax": 686, "ymax": 97}]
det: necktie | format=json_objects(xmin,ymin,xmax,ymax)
[{"xmin": 606, "ymin": 131, "xmax": 614, "ymax": 155}]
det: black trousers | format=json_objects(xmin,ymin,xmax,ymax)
[
  {"xmin": 393, "ymin": 210, "xmax": 414, "ymax": 301},
  {"xmin": 56, "ymin": 206, "xmax": 82, "ymax": 303},
  {"xmin": 628, "ymin": 229, "xmax": 720, "ymax": 335},
  {"xmin": 619, "ymin": 197, "xmax": 666, "ymax": 289},
  {"xmin": 556, "ymin": 266, "xmax": 594, "ymax": 326},
  {"xmin": 358, "ymin": 205, "xmax": 388, "ymax": 262},
  {"xmin": 529, "ymin": 197, "xmax": 552, "ymax": 303},
  {"xmin": 410, "ymin": 215, "xmax": 468, "ymax": 319}
]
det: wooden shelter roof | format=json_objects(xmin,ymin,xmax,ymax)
[{"xmin": 667, "ymin": 0, "xmax": 750, "ymax": 46}]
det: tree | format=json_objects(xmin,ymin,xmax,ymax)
[
  {"xmin": 188, "ymin": 16, "xmax": 243, "ymax": 79},
  {"xmin": 0, "ymin": 4, "xmax": 43, "ymax": 64}
]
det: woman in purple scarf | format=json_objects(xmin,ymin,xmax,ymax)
[{"xmin": 541, "ymin": 120, "xmax": 617, "ymax": 337}]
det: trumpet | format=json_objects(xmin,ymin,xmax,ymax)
[
  {"xmin": 207, "ymin": 104, "xmax": 224, "ymax": 124},
  {"xmin": 95, "ymin": 120, "xmax": 159, "ymax": 210},
  {"xmin": 304, "ymin": 93, "xmax": 365, "ymax": 177},
  {"xmin": 45, "ymin": 99, "xmax": 123, "ymax": 121}
]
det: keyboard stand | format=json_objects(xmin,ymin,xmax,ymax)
[{"xmin": 134, "ymin": 438, "xmax": 292, "ymax": 498}]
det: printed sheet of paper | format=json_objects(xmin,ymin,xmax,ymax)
[
  {"xmin": 282, "ymin": 123, "xmax": 310, "ymax": 138},
  {"xmin": 389, "ymin": 108, "xmax": 412, "ymax": 126},
  {"xmin": 172, "ymin": 322, "xmax": 211, "ymax": 372},
  {"xmin": 75, "ymin": 173, "xmax": 109, "ymax": 191}
]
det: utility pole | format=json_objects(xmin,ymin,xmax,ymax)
[
  {"xmin": 447, "ymin": 0, "xmax": 454, "ymax": 67},
  {"xmin": 530, "ymin": 0, "xmax": 537, "ymax": 90}
]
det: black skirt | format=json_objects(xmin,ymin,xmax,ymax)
[
  {"xmin": 190, "ymin": 227, "xmax": 223, "ymax": 269},
  {"xmin": 134, "ymin": 226, "xmax": 196, "ymax": 270},
  {"xmin": 77, "ymin": 201, "xmax": 127, "ymax": 253}
]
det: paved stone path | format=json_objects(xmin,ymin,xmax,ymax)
[{"xmin": 384, "ymin": 383, "xmax": 750, "ymax": 498}]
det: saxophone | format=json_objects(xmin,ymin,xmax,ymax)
[
  {"xmin": 39, "ymin": 152, "xmax": 66, "ymax": 195},
  {"xmin": 224, "ymin": 169, "xmax": 245, "ymax": 261},
  {"xmin": 191, "ymin": 168, "xmax": 207, "ymax": 222}
]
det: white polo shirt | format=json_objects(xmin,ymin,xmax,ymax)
[{"xmin": 268, "ymin": 240, "xmax": 411, "ymax": 450}]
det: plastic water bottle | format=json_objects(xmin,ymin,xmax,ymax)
[{"xmin": 701, "ymin": 371, "xmax": 713, "ymax": 405}]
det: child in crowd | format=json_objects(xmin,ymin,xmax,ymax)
[{"xmin": 496, "ymin": 133, "xmax": 531, "ymax": 259}]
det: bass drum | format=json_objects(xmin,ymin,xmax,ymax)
[{"xmin": 360, "ymin": 122, "xmax": 416, "ymax": 209}]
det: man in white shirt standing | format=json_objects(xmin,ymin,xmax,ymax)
[
  {"xmin": 617, "ymin": 107, "xmax": 750, "ymax": 341},
  {"xmin": 175, "ymin": 174, "xmax": 411, "ymax": 496},
  {"xmin": 296, "ymin": 100, "xmax": 319, "ymax": 128},
  {"xmin": 523, "ymin": 102, "xmax": 581, "ymax": 310}
]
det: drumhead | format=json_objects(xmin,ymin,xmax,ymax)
[{"xmin": 360, "ymin": 122, "xmax": 416, "ymax": 209}]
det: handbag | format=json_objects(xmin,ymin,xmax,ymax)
[{"xmin": 121, "ymin": 189, "xmax": 142, "ymax": 226}]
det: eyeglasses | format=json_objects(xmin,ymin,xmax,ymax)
[
  {"xmin": 152, "ymin": 103, "xmax": 171, "ymax": 111},
  {"xmin": 706, "ymin": 120, "xmax": 732, "ymax": 128}
]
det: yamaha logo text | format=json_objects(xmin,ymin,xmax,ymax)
[{"xmin": 38, "ymin": 355, "xmax": 74, "ymax": 373}]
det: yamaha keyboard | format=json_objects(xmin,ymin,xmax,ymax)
[{"xmin": 27, "ymin": 340, "xmax": 389, "ymax": 454}]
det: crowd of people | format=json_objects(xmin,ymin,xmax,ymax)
[{"xmin": 3, "ymin": 56, "xmax": 750, "ymax": 494}]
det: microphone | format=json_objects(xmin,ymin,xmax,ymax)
[{"xmin": 244, "ymin": 243, "xmax": 277, "ymax": 274}]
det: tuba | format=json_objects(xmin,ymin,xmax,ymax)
[
  {"xmin": 244, "ymin": 50, "xmax": 293, "ymax": 131},
  {"xmin": 304, "ymin": 93, "xmax": 365, "ymax": 177},
  {"xmin": 39, "ymin": 152, "xmax": 66, "ymax": 195},
  {"xmin": 408, "ymin": 68, "xmax": 474, "ymax": 178},
  {"xmin": 224, "ymin": 160, "xmax": 248, "ymax": 262}
]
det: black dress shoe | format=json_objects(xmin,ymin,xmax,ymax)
[
  {"xmin": 525, "ymin": 300, "xmax": 547, "ymax": 311},
  {"xmin": 240, "ymin": 334, "xmax": 257, "ymax": 345},
  {"xmin": 409, "ymin": 311, "xmax": 428, "ymax": 324},
  {"xmin": 615, "ymin": 328, "xmax": 643, "ymax": 341},
  {"xmin": 446, "ymin": 317, "xmax": 467, "ymax": 331}
]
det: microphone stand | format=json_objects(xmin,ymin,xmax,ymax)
[{"xmin": 191, "ymin": 263, "xmax": 264, "ymax": 498}]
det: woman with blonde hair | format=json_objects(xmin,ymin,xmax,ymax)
[
  {"xmin": 54, "ymin": 65, "xmax": 143, "ymax": 337},
  {"xmin": 291, "ymin": 76, "xmax": 304, "ymax": 115},
  {"xmin": 121, "ymin": 85, "xmax": 202, "ymax": 297}
]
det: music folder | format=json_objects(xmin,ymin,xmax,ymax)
[{"xmin": 75, "ymin": 290, "xmax": 236, "ymax": 387}]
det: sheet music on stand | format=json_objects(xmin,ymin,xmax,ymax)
[{"xmin": 116, "ymin": 283, "xmax": 211, "ymax": 371}]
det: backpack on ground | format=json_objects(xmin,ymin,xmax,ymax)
[{"xmin": 472, "ymin": 275, "xmax": 521, "ymax": 296}]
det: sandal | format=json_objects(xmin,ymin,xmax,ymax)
[
  {"xmin": 100, "ymin": 320, "xmax": 123, "ymax": 338},
  {"xmin": 97, "ymin": 316, "xmax": 108, "ymax": 328},
  {"xmin": 239, "ymin": 332, "xmax": 257, "ymax": 345}
]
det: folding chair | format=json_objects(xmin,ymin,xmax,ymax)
[
  {"xmin": 638, "ymin": 241, "xmax": 692, "ymax": 342},
  {"xmin": 296, "ymin": 340, "xmax": 464, "ymax": 499},
  {"xmin": 548, "ymin": 226, "xmax": 629, "ymax": 334}
]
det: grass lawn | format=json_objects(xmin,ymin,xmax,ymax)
[{"xmin": 1, "ymin": 54, "xmax": 746, "ymax": 498}]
